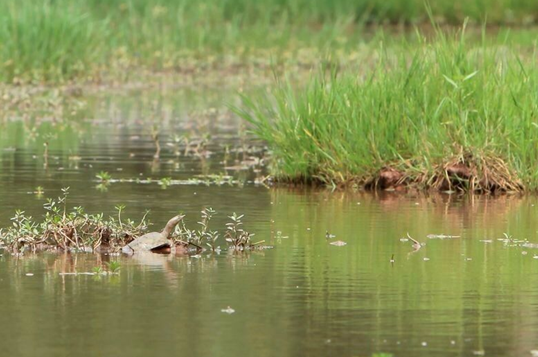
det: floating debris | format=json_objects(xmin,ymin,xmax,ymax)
[
  {"xmin": 404, "ymin": 233, "xmax": 422, "ymax": 251},
  {"xmin": 59, "ymin": 271, "xmax": 119, "ymax": 276},
  {"xmin": 390, "ymin": 254, "xmax": 395, "ymax": 263},
  {"xmin": 427, "ymin": 234, "xmax": 460, "ymax": 239},
  {"xmin": 25, "ymin": 273, "xmax": 34, "ymax": 276},
  {"xmin": 498, "ymin": 233, "xmax": 529, "ymax": 247},
  {"xmin": 472, "ymin": 350, "xmax": 485, "ymax": 356},
  {"xmin": 98, "ymin": 174, "xmax": 246, "ymax": 187},
  {"xmin": 522, "ymin": 243, "xmax": 538, "ymax": 249},
  {"xmin": 399, "ymin": 238, "xmax": 409, "ymax": 242},
  {"xmin": 330, "ymin": 240, "xmax": 347, "ymax": 246},
  {"xmin": 221, "ymin": 306, "xmax": 235, "ymax": 314},
  {"xmin": 325, "ymin": 231, "xmax": 336, "ymax": 239},
  {"xmin": 480, "ymin": 240, "xmax": 493, "ymax": 243},
  {"xmin": 423, "ymin": 257, "xmax": 430, "ymax": 261}
]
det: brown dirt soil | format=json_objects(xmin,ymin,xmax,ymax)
[
  {"xmin": 429, "ymin": 153, "xmax": 523, "ymax": 193},
  {"xmin": 366, "ymin": 167, "xmax": 405, "ymax": 190}
]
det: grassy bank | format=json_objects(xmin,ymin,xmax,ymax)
[
  {"xmin": 237, "ymin": 28, "xmax": 538, "ymax": 193},
  {"xmin": 1, "ymin": 0, "xmax": 538, "ymax": 83}
]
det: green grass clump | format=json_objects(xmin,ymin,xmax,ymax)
[
  {"xmin": 0, "ymin": 0, "xmax": 537, "ymax": 82},
  {"xmin": 237, "ymin": 28, "xmax": 538, "ymax": 192},
  {"xmin": 0, "ymin": 1, "xmax": 107, "ymax": 82}
]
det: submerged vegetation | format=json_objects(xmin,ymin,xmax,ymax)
[
  {"xmin": 238, "ymin": 27, "xmax": 538, "ymax": 193},
  {"xmin": 0, "ymin": 188, "xmax": 261, "ymax": 254},
  {"xmin": 1, "ymin": 0, "xmax": 538, "ymax": 82}
]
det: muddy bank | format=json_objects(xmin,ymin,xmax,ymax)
[{"xmin": 270, "ymin": 153, "xmax": 525, "ymax": 194}]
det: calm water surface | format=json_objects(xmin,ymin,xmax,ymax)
[{"xmin": 1, "ymin": 89, "xmax": 538, "ymax": 357}]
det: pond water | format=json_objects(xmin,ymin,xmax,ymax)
[{"xmin": 1, "ymin": 89, "xmax": 538, "ymax": 357}]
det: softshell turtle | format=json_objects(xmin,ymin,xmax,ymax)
[{"xmin": 122, "ymin": 215, "xmax": 184, "ymax": 254}]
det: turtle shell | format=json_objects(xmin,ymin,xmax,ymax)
[{"xmin": 122, "ymin": 232, "xmax": 170, "ymax": 254}]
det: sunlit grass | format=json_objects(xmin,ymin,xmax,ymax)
[
  {"xmin": 237, "ymin": 27, "xmax": 538, "ymax": 192},
  {"xmin": 0, "ymin": 0, "xmax": 537, "ymax": 82}
]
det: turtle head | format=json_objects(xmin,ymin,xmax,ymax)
[{"xmin": 162, "ymin": 214, "xmax": 185, "ymax": 238}]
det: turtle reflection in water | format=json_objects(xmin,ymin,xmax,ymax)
[{"xmin": 122, "ymin": 215, "xmax": 184, "ymax": 254}]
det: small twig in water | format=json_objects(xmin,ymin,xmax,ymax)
[
  {"xmin": 406, "ymin": 232, "xmax": 422, "ymax": 250},
  {"xmin": 43, "ymin": 142, "xmax": 49, "ymax": 168},
  {"xmin": 152, "ymin": 128, "xmax": 160, "ymax": 159},
  {"xmin": 188, "ymin": 241, "xmax": 203, "ymax": 251}
]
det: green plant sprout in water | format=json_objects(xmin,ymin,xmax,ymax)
[
  {"xmin": 60, "ymin": 261, "xmax": 121, "ymax": 276},
  {"xmin": 173, "ymin": 207, "xmax": 218, "ymax": 250},
  {"xmin": 225, "ymin": 213, "xmax": 265, "ymax": 250},
  {"xmin": 96, "ymin": 171, "xmax": 111, "ymax": 183},
  {"xmin": 91, "ymin": 261, "xmax": 120, "ymax": 275},
  {"xmin": 170, "ymin": 208, "xmax": 266, "ymax": 253},
  {"xmin": 34, "ymin": 186, "xmax": 44, "ymax": 198},
  {"xmin": 159, "ymin": 177, "xmax": 172, "ymax": 189},
  {"xmin": 106, "ymin": 261, "xmax": 121, "ymax": 273}
]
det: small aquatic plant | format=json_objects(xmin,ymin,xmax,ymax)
[
  {"xmin": 172, "ymin": 209, "xmax": 215, "ymax": 251},
  {"xmin": 225, "ymin": 213, "xmax": 261, "ymax": 250},
  {"xmin": 197, "ymin": 208, "xmax": 220, "ymax": 251},
  {"xmin": 171, "ymin": 207, "xmax": 218, "ymax": 250},
  {"xmin": 106, "ymin": 261, "xmax": 121, "ymax": 273},
  {"xmin": 90, "ymin": 262, "xmax": 120, "ymax": 275},
  {"xmin": 168, "ymin": 208, "xmax": 264, "ymax": 252},
  {"xmin": 96, "ymin": 171, "xmax": 111, "ymax": 183},
  {"xmin": 34, "ymin": 186, "xmax": 44, "ymax": 196},
  {"xmin": 158, "ymin": 177, "xmax": 172, "ymax": 189}
]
